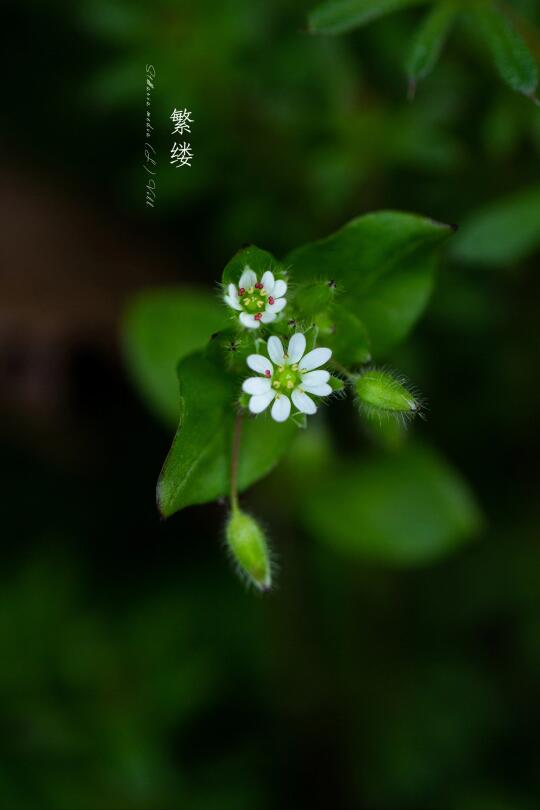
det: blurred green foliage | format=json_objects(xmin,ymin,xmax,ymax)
[
  {"xmin": 3, "ymin": 0, "xmax": 540, "ymax": 807},
  {"xmin": 123, "ymin": 289, "xmax": 227, "ymax": 425},
  {"xmin": 302, "ymin": 443, "xmax": 481, "ymax": 564},
  {"xmin": 308, "ymin": 0, "xmax": 539, "ymax": 102}
]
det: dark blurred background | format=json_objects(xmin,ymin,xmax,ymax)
[{"xmin": 2, "ymin": 1, "xmax": 540, "ymax": 808}]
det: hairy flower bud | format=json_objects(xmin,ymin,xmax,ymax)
[
  {"xmin": 355, "ymin": 369, "xmax": 421, "ymax": 422},
  {"xmin": 226, "ymin": 508, "xmax": 272, "ymax": 592}
]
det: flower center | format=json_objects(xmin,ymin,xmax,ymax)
[
  {"xmin": 271, "ymin": 363, "xmax": 302, "ymax": 392},
  {"xmin": 241, "ymin": 285, "xmax": 268, "ymax": 314}
]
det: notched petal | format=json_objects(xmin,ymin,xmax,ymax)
[{"xmin": 271, "ymin": 394, "xmax": 291, "ymax": 423}]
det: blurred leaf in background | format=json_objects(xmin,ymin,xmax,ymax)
[
  {"xmin": 123, "ymin": 288, "xmax": 227, "ymax": 426},
  {"xmin": 451, "ymin": 184, "xmax": 540, "ymax": 266},
  {"xmin": 302, "ymin": 443, "xmax": 482, "ymax": 565}
]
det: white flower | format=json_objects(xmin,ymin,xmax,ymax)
[
  {"xmin": 224, "ymin": 265, "xmax": 287, "ymax": 329},
  {"xmin": 242, "ymin": 332, "xmax": 333, "ymax": 423}
]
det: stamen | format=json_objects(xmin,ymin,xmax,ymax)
[
  {"xmin": 257, "ymin": 300, "xmax": 264, "ymax": 308},
  {"xmin": 264, "ymin": 369, "xmax": 271, "ymax": 378},
  {"xmin": 248, "ymin": 286, "xmax": 255, "ymax": 294},
  {"xmin": 286, "ymin": 380, "xmax": 294, "ymax": 389},
  {"xmin": 273, "ymin": 381, "xmax": 281, "ymax": 389},
  {"xmin": 239, "ymin": 287, "xmax": 245, "ymax": 295},
  {"xmin": 291, "ymin": 363, "xmax": 298, "ymax": 371},
  {"xmin": 268, "ymin": 296, "xmax": 275, "ymax": 305},
  {"xmin": 255, "ymin": 282, "xmax": 263, "ymax": 289},
  {"xmin": 254, "ymin": 312, "xmax": 262, "ymax": 321},
  {"xmin": 243, "ymin": 297, "xmax": 251, "ymax": 305}
]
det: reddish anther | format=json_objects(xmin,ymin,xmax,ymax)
[
  {"xmin": 268, "ymin": 296, "xmax": 275, "ymax": 305},
  {"xmin": 255, "ymin": 282, "xmax": 263, "ymax": 289},
  {"xmin": 264, "ymin": 369, "xmax": 271, "ymax": 378},
  {"xmin": 254, "ymin": 312, "xmax": 262, "ymax": 321}
]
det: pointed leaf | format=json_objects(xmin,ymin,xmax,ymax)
[
  {"xmin": 286, "ymin": 211, "xmax": 454, "ymax": 355},
  {"xmin": 473, "ymin": 4, "xmax": 538, "ymax": 99},
  {"xmin": 406, "ymin": 2, "xmax": 458, "ymax": 96},
  {"xmin": 157, "ymin": 338, "xmax": 296, "ymax": 517}
]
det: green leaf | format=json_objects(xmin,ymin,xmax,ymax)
[
  {"xmin": 221, "ymin": 245, "xmax": 284, "ymax": 287},
  {"xmin": 451, "ymin": 184, "xmax": 540, "ymax": 266},
  {"xmin": 123, "ymin": 288, "xmax": 228, "ymax": 426},
  {"xmin": 315, "ymin": 304, "xmax": 372, "ymax": 366},
  {"xmin": 473, "ymin": 3, "xmax": 538, "ymax": 99},
  {"xmin": 157, "ymin": 338, "xmax": 296, "ymax": 517},
  {"xmin": 307, "ymin": 0, "xmax": 429, "ymax": 36},
  {"xmin": 302, "ymin": 444, "xmax": 482, "ymax": 566},
  {"xmin": 286, "ymin": 211, "xmax": 454, "ymax": 355},
  {"xmin": 405, "ymin": 1, "xmax": 458, "ymax": 97}
]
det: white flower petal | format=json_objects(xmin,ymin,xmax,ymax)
[
  {"xmin": 242, "ymin": 377, "xmax": 271, "ymax": 395},
  {"xmin": 292, "ymin": 388, "xmax": 317, "ymax": 415},
  {"xmin": 287, "ymin": 333, "xmax": 306, "ymax": 364},
  {"xmin": 302, "ymin": 383, "xmax": 332, "ymax": 397},
  {"xmin": 261, "ymin": 270, "xmax": 275, "ymax": 293},
  {"xmin": 271, "ymin": 394, "xmax": 291, "ymax": 423},
  {"xmin": 267, "ymin": 335, "xmax": 285, "ymax": 365},
  {"xmin": 228, "ymin": 284, "xmax": 238, "ymax": 299},
  {"xmin": 249, "ymin": 391, "xmax": 275, "ymax": 414},
  {"xmin": 247, "ymin": 354, "xmax": 273, "ymax": 375},
  {"xmin": 239, "ymin": 266, "xmax": 256, "ymax": 290},
  {"xmin": 267, "ymin": 297, "xmax": 287, "ymax": 314},
  {"xmin": 272, "ymin": 279, "xmax": 287, "ymax": 298},
  {"xmin": 260, "ymin": 311, "xmax": 276, "ymax": 324},
  {"xmin": 300, "ymin": 347, "xmax": 332, "ymax": 371},
  {"xmin": 239, "ymin": 312, "xmax": 260, "ymax": 329},
  {"xmin": 224, "ymin": 294, "xmax": 242, "ymax": 311},
  {"xmin": 300, "ymin": 370, "xmax": 330, "ymax": 386}
]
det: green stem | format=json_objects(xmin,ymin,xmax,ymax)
[{"xmin": 230, "ymin": 411, "xmax": 243, "ymax": 512}]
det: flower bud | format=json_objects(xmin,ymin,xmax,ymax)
[
  {"xmin": 226, "ymin": 508, "xmax": 272, "ymax": 592},
  {"xmin": 355, "ymin": 369, "xmax": 421, "ymax": 421}
]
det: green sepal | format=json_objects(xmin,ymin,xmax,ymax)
[
  {"xmin": 291, "ymin": 411, "xmax": 308, "ymax": 429},
  {"xmin": 329, "ymin": 376, "xmax": 345, "ymax": 393},
  {"xmin": 222, "ymin": 245, "xmax": 285, "ymax": 288}
]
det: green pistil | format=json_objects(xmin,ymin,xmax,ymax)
[
  {"xmin": 242, "ymin": 286, "xmax": 268, "ymax": 314},
  {"xmin": 272, "ymin": 363, "xmax": 301, "ymax": 392}
]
